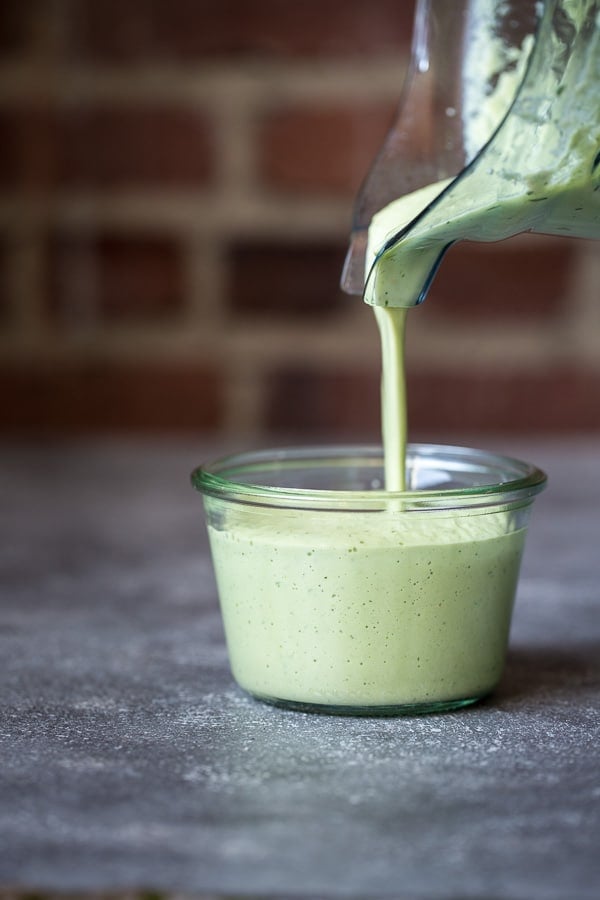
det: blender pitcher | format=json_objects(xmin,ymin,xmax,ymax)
[{"xmin": 342, "ymin": 0, "xmax": 600, "ymax": 307}]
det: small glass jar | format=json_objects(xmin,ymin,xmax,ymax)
[{"xmin": 192, "ymin": 444, "xmax": 546, "ymax": 716}]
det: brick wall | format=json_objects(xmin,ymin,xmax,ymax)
[{"xmin": 1, "ymin": 0, "xmax": 599, "ymax": 439}]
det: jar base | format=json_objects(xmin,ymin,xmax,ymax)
[{"xmin": 246, "ymin": 690, "xmax": 485, "ymax": 717}]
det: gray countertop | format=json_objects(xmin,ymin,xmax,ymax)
[{"xmin": 1, "ymin": 438, "xmax": 599, "ymax": 899}]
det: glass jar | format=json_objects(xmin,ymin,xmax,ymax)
[{"xmin": 192, "ymin": 443, "xmax": 546, "ymax": 716}]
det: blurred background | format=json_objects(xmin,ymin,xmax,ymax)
[{"xmin": 1, "ymin": 0, "xmax": 599, "ymax": 441}]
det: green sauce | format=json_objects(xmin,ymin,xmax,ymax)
[{"xmin": 208, "ymin": 509, "xmax": 524, "ymax": 708}]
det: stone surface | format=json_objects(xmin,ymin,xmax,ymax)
[{"xmin": 1, "ymin": 438, "xmax": 599, "ymax": 898}]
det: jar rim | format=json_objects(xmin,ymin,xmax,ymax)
[{"xmin": 191, "ymin": 443, "xmax": 547, "ymax": 512}]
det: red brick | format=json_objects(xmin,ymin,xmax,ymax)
[
  {"xmin": 259, "ymin": 105, "xmax": 396, "ymax": 195},
  {"xmin": 0, "ymin": 0, "xmax": 46, "ymax": 57},
  {"xmin": 266, "ymin": 366, "xmax": 600, "ymax": 434},
  {"xmin": 55, "ymin": 106, "xmax": 214, "ymax": 188},
  {"xmin": 63, "ymin": 0, "xmax": 414, "ymax": 61},
  {"xmin": 46, "ymin": 233, "xmax": 185, "ymax": 323},
  {"xmin": 0, "ymin": 238, "xmax": 8, "ymax": 323},
  {"xmin": 228, "ymin": 240, "xmax": 350, "ymax": 318},
  {"xmin": 0, "ymin": 111, "xmax": 20, "ymax": 187},
  {"xmin": 0, "ymin": 363, "xmax": 224, "ymax": 433},
  {"xmin": 423, "ymin": 239, "xmax": 576, "ymax": 320},
  {"xmin": 267, "ymin": 368, "xmax": 381, "ymax": 434},
  {"xmin": 406, "ymin": 369, "xmax": 600, "ymax": 433},
  {"xmin": 0, "ymin": 105, "xmax": 214, "ymax": 190},
  {"xmin": 0, "ymin": 107, "xmax": 56, "ymax": 189}
]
